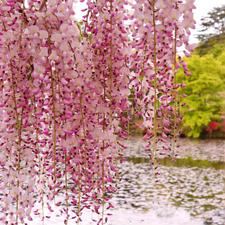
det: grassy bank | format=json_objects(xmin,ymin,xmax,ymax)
[{"xmin": 125, "ymin": 156, "xmax": 225, "ymax": 170}]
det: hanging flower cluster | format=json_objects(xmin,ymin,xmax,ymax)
[
  {"xmin": 130, "ymin": 0, "xmax": 196, "ymax": 168},
  {"xmin": 0, "ymin": 0, "xmax": 195, "ymax": 224},
  {"xmin": 82, "ymin": 0, "xmax": 132, "ymax": 223}
]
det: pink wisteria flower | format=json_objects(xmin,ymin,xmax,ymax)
[{"xmin": 0, "ymin": 0, "xmax": 196, "ymax": 224}]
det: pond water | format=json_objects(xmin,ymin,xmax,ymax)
[{"xmin": 23, "ymin": 138, "xmax": 225, "ymax": 225}]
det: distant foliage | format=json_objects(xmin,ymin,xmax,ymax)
[
  {"xmin": 177, "ymin": 52, "xmax": 225, "ymax": 138},
  {"xmin": 195, "ymin": 33, "xmax": 225, "ymax": 56},
  {"xmin": 197, "ymin": 5, "xmax": 225, "ymax": 42}
]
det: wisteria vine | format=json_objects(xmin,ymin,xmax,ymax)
[{"xmin": 0, "ymin": 0, "xmax": 195, "ymax": 224}]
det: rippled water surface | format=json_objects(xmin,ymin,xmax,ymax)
[{"xmin": 26, "ymin": 138, "xmax": 225, "ymax": 225}]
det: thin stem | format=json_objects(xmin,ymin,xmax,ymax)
[
  {"xmin": 152, "ymin": 0, "xmax": 158, "ymax": 172},
  {"xmin": 101, "ymin": 80, "xmax": 106, "ymax": 225},
  {"xmin": 10, "ymin": 61, "xmax": 23, "ymax": 223},
  {"xmin": 45, "ymin": 19, "xmax": 57, "ymax": 201},
  {"xmin": 40, "ymin": 0, "xmax": 47, "ymax": 11},
  {"xmin": 172, "ymin": 25, "xmax": 178, "ymax": 159},
  {"xmin": 11, "ymin": 5, "xmax": 25, "ymax": 221},
  {"xmin": 109, "ymin": 0, "xmax": 113, "ymax": 126},
  {"xmin": 64, "ymin": 141, "xmax": 69, "ymax": 224},
  {"xmin": 33, "ymin": 97, "xmax": 41, "ymax": 177},
  {"xmin": 33, "ymin": 96, "xmax": 45, "ymax": 219},
  {"xmin": 50, "ymin": 65, "xmax": 57, "ymax": 201},
  {"xmin": 80, "ymin": 94, "xmax": 88, "ymax": 185},
  {"xmin": 77, "ymin": 151, "xmax": 82, "ymax": 224},
  {"xmin": 101, "ymin": 141, "xmax": 105, "ymax": 225},
  {"xmin": 41, "ymin": 157, "xmax": 46, "ymax": 221}
]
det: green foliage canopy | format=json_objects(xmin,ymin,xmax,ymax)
[{"xmin": 177, "ymin": 52, "xmax": 225, "ymax": 138}]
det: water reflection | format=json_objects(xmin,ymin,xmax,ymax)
[
  {"xmin": 122, "ymin": 137, "xmax": 225, "ymax": 162},
  {"xmin": 26, "ymin": 138, "xmax": 225, "ymax": 225},
  {"xmin": 114, "ymin": 160, "xmax": 225, "ymax": 225},
  {"xmin": 126, "ymin": 156, "xmax": 225, "ymax": 169},
  {"xmin": 112, "ymin": 137, "xmax": 225, "ymax": 225}
]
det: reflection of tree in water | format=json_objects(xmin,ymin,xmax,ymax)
[{"xmin": 114, "ymin": 160, "xmax": 225, "ymax": 225}]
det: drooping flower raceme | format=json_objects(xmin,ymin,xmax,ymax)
[
  {"xmin": 130, "ymin": 0, "xmax": 196, "ymax": 172},
  {"xmin": 0, "ymin": 0, "xmax": 195, "ymax": 224}
]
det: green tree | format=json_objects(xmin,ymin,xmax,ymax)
[
  {"xmin": 197, "ymin": 5, "xmax": 225, "ymax": 42},
  {"xmin": 177, "ymin": 54, "xmax": 225, "ymax": 138}
]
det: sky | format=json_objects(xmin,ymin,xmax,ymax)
[{"xmin": 191, "ymin": 0, "xmax": 225, "ymax": 43}]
